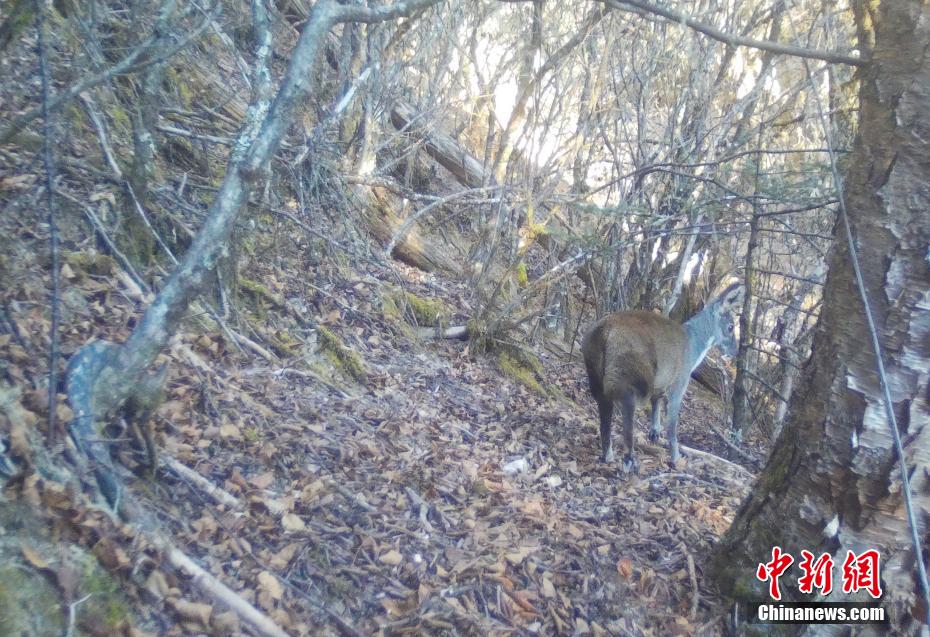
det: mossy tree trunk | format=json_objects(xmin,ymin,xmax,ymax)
[
  {"xmin": 712, "ymin": 2, "xmax": 930, "ymax": 634},
  {"xmin": 66, "ymin": 0, "xmax": 444, "ymax": 507}
]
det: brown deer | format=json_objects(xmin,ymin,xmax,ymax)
[{"xmin": 581, "ymin": 283, "xmax": 742, "ymax": 472}]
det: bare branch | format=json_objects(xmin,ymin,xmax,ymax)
[
  {"xmin": 333, "ymin": 0, "xmax": 445, "ymax": 24},
  {"xmin": 601, "ymin": 0, "xmax": 864, "ymax": 66},
  {"xmin": 36, "ymin": 0, "xmax": 60, "ymax": 443},
  {"xmin": 0, "ymin": 2, "xmax": 219, "ymax": 146}
]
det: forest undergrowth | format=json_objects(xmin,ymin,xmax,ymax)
[{"xmin": 0, "ymin": 201, "xmax": 765, "ymax": 635}]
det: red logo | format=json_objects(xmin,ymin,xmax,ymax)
[
  {"xmin": 798, "ymin": 550, "xmax": 834, "ymax": 595},
  {"xmin": 756, "ymin": 546, "xmax": 794, "ymax": 601},
  {"xmin": 842, "ymin": 549, "xmax": 883, "ymax": 599},
  {"xmin": 757, "ymin": 548, "xmax": 883, "ymax": 600}
]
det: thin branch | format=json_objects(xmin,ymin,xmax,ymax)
[
  {"xmin": 602, "ymin": 0, "xmax": 864, "ymax": 66},
  {"xmin": 156, "ymin": 124, "xmax": 234, "ymax": 146},
  {"xmin": 54, "ymin": 189, "xmax": 151, "ymax": 297},
  {"xmin": 386, "ymin": 185, "xmax": 500, "ymax": 254},
  {"xmin": 333, "ymin": 0, "xmax": 444, "ymax": 24},
  {"xmin": 67, "ymin": 0, "xmax": 446, "ymax": 507},
  {"xmin": 0, "ymin": 2, "xmax": 219, "ymax": 146},
  {"xmin": 36, "ymin": 0, "xmax": 60, "ymax": 444}
]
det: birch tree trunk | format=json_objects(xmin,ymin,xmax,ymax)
[{"xmin": 712, "ymin": 2, "xmax": 930, "ymax": 634}]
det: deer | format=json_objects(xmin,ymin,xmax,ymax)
[{"xmin": 581, "ymin": 283, "xmax": 742, "ymax": 473}]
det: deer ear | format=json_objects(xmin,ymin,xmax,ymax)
[{"xmin": 716, "ymin": 282, "xmax": 743, "ymax": 311}]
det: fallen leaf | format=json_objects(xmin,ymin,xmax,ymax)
[
  {"xmin": 171, "ymin": 599, "xmax": 213, "ymax": 626},
  {"xmin": 617, "ymin": 556, "xmax": 634, "ymax": 580},
  {"xmin": 540, "ymin": 577, "xmax": 556, "ymax": 599},
  {"xmin": 219, "ymin": 423, "xmax": 241, "ymax": 439},
  {"xmin": 379, "ymin": 549, "xmax": 403, "ymax": 565},
  {"xmin": 269, "ymin": 542, "xmax": 302, "ymax": 570},
  {"xmin": 251, "ymin": 471, "xmax": 275, "ymax": 489},
  {"xmin": 257, "ymin": 571, "xmax": 284, "ymax": 600},
  {"xmin": 505, "ymin": 546, "xmax": 536, "ymax": 565},
  {"xmin": 21, "ymin": 545, "xmax": 50, "ymax": 570},
  {"xmin": 281, "ymin": 514, "xmax": 305, "ymax": 532}
]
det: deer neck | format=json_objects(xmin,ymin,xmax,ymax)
[{"xmin": 683, "ymin": 309, "xmax": 717, "ymax": 374}]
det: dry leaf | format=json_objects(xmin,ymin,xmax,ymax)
[
  {"xmin": 219, "ymin": 423, "xmax": 241, "ymax": 439},
  {"xmin": 379, "ymin": 549, "xmax": 403, "ymax": 565},
  {"xmin": 145, "ymin": 570, "xmax": 171, "ymax": 599},
  {"xmin": 617, "ymin": 556, "xmax": 634, "ymax": 580},
  {"xmin": 540, "ymin": 577, "xmax": 556, "ymax": 599},
  {"xmin": 212, "ymin": 610, "xmax": 240, "ymax": 634},
  {"xmin": 172, "ymin": 599, "xmax": 213, "ymax": 626},
  {"xmin": 281, "ymin": 514, "xmax": 305, "ymax": 532},
  {"xmin": 251, "ymin": 471, "xmax": 275, "ymax": 489},
  {"xmin": 505, "ymin": 546, "xmax": 536, "ymax": 565},
  {"xmin": 257, "ymin": 571, "xmax": 284, "ymax": 600},
  {"xmin": 21, "ymin": 545, "xmax": 50, "ymax": 570},
  {"xmin": 269, "ymin": 542, "xmax": 301, "ymax": 570}
]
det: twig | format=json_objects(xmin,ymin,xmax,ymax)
[
  {"xmin": 271, "ymin": 367, "xmax": 351, "ymax": 399},
  {"xmin": 156, "ymin": 124, "xmax": 234, "ymax": 146},
  {"xmin": 678, "ymin": 443, "xmax": 755, "ymax": 481},
  {"xmin": 706, "ymin": 419, "xmax": 755, "ymax": 464},
  {"xmin": 162, "ymin": 455, "xmax": 242, "ymax": 510},
  {"xmin": 0, "ymin": 2, "xmax": 220, "ymax": 145},
  {"xmin": 231, "ymin": 330, "xmax": 279, "ymax": 362},
  {"xmin": 54, "ymin": 189, "xmax": 151, "ymax": 297},
  {"xmin": 80, "ymin": 92, "xmax": 246, "ymax": 355},
  {"xmin": 685, "ymin": 551, "xmax": 699, "ymax": 620},
  {"xmin": 0, "ymin": 299, "xmax": 29, "ymax": 350},
  {"xmin": 639, "ymin": 472, "xmax": 722, "ymax": 490},
  {"xmin": 418, "ymin": 325, "xmax": 469, "ymax": 340},
  {"xmin": 601, "ymin": 0, "xmax": 863, "ymax": 66},
  {"xmin": 386, "ymin": 185, "xmax": 500, "ymax": 255},
  {"xmin": 330, "ymin": 479, "xmax": 377, "ymax": 512},
  {"xmin": 79, "ymin": 95, "xmax": 124, "ymax": 178},
  {"xmin": 36, "ymin": 0, "xmax": 60, "ymax": 444},
  {"xmin": 161, "ymin": 541, "xmax": 290, "ymax": 637},
  {"xmin": 65, "ymin": 593, "xmax": 92, "ymax": 637}
]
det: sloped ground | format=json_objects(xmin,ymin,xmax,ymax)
[
  {"xmin": 0, "ymin": 9, "xmax": 763, "ymax": 633},
  {"xmin": 0, "ymin": 207, "xmax": 759, "ymax": 635}
]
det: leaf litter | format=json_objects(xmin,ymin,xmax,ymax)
[{"xmin": 0, "ymin": 211, "xmax": 761, "ymax": 637}]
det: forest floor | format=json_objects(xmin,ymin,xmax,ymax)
[
  {"xmin": 0, "ymin": 11, "xmax": 766, "ymax": 632},
  {"xmin": 0, "ymin": 206, "xmax": 767, "ymax": 636}
]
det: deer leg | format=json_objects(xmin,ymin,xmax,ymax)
[
  {"xmin": 667, "ymin": 384, "xmax": 686, "ymax": 463},
  {"xmin": 597, "ymin": 398, "xmax": 614, "ymax": 463},
  {"xmin": 620, "ymin": 393, "xmax": 638, "ymax": 474},
  {"xmin": 648, "ymin": 395, "xmax": 663, "ymax": 442}
]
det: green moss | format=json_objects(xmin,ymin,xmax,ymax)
[
  {"xmin": 164, "ymin": 67, "xmax": 195, "ymax": 109},
  {"xmin": 0, "ymin": 562, "xmax": 63, "ymax": 636},
  {"xmin": 0, "ymin": 1, "xmax": 35, "ymax": 52},
  {"xmin": 64, "ymin": 250, "xmax": 116, "ymax": 278},
  {"xmin": 317, "ymin": 326, "xmax": 366, "ymax": 383},
  {"xmin": 64, "ymin": 103, "xmax": 86, "ymax": 133},
  {"xmin": 109, "ymin": 102, "xmax": 132, "ymax": 135},
  {"xmin": 514, "ymin": 261, "xmax": 528, "ymax": 287},
  {"xmin": 497, "ymin": 349, "xmax": 546, "ymax": 396},
  {"xmin": 306, "ymin": 360, "xmax": 353, "ymax": 393},
  {"xmin": 239, "ymin": 278, "xmax": 277, "ymax": 304},
  {"xmin": 268, "ymin": 329, "xmax": 301, "ymax": 358},
  {"xmin": 385, "ymin": 290, "xmax": 445, "ymax": 326},
  {"xmin": 116, "ymin": 210, "xmax": 157, "ymax": 266},
  {"xmin": 382, "ymin": 293, "xmax": 401, "ymax": 322},
  {"xmin": 467, "ymin": 318, "xmax": 492, "ymax": 353},
  {"xmin": 77, "ymin": 549, "xmax": 130, "ymax": 628},
  {"xmin": 0, "ymin": 501, "xmax": 132, "ymax": 637}
]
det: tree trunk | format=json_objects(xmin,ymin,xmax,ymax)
[
  {"xmin": 66, "ymin": 0, "xmax": 443, "ymax": 507},
  {"xmin": 712, "ymin": 2, "xmax": 930, "ymax": 634}
]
